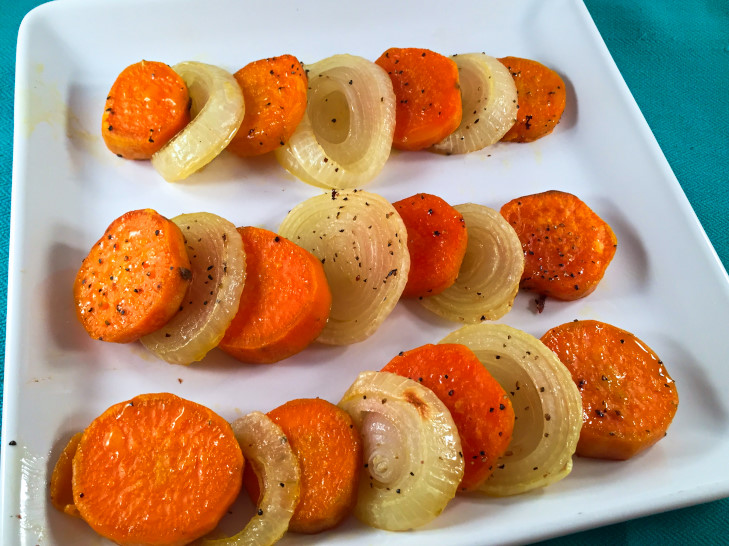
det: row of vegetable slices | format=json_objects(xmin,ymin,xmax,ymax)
[
  {"xmin": 52, "ymin": 320, "xmax": 588, "ymax": 544},
  {"xmin": 102, "ymin": 49, "xmax": 566, "ymax": 188},
  {"xmin": 73, "ymin": 189, "xmax": 534, "ymax": 368},
  {"xmin": 54, "ymin": 315, "xmax": 678, "ymax": 545},
  {"xmin": 73, "ymin": 187, "xmax": 620, "ymax": 364}
]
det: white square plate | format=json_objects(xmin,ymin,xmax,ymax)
[{"xmin": 4, "ymin": 0, "xmax": 729, "ymax": 544}]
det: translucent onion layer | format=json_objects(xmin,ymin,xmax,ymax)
[
  {"xmin": 431, "ymin": 53, "xmax": 517, "ymax": 155},
  {"xmin": 338, "ymin": 371, "xmax": 463, "ymax": 531},
  {"xmin": 151, "ymin": 61, "xmax": 245, "ymax": 181},
  {"xmin": 440, "ymin": 323, "xmax": 582, "ymax": 496},
  {"xmin": 421, "ymin": 203, "xmax": 524, "ymax": 322},
  {"xmin": 141, "ymin": 212, "xmax": 245, "ymax": 364},
  {"xmin": 274, "ymin": 54, "xmax": 396, "ymax": 189},
  {"xmin": 202, "ymin": 412, "xmax": 300, "ymax": 546},
  {"xmin": 277, "ymin": 190, "xmax": 409, "ymax": 345}
]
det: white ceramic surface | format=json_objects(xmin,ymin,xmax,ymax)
[{"xmin": 3, "ymin": 0, "xmax": 729, "ymax": 544}]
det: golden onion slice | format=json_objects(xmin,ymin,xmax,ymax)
[
  {"xmin": 440, "ymin": 323, "xmax": 582, "ymax": 496},
  {"xmin": 202, "ymin": 412, "xmax": 300, "ymax": 546},
  {"xmin": 338, "ymin": 371, "xmax": 463, "ymax": 531},
  {"xmin": 141, "ymin": 212, "xmax": 245, "ymax": 364},
  {"xmin": 431, "ymin": 53, "xmax": 517, "ymax": 155},
  {"xmin": 421, "ymin": 203, "xmax": 524, "ymax": 322},
  {"xmin": 278, "ymin": 190, "xmax": 409, "ymax": 345},
  {"xmin": 151, "ymin": 61, "xmax": 245, "ymax": 181},
  {"xmin": 274, "ymin": 54, "xmax": 396, "ymax": 189}
]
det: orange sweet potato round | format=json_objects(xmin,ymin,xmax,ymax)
[
  {"xmin": 102, "ymin": 60, "xmax": 191, "ymax": 159},
  {"xmin": 244, "ymin": 398, "xmax": 362, "ymax": 534},
  {"xmin": 219, "ymin": 226, "xmax": 331, "ymax": 363},
  {"xmin": 393, "ymin": 193, "xmax": 468, "ymax": 298},
  {"xmin": 382, "ymin": 343, "xmax": 514, "ymax": 491},
  {"xmin": 227, "ymin": 55, "xmax": 308, "ymax": 157},
  {"xmin": 541, "ymin": 320, "xmax": 679, "ymax": 460},
  {"xmin": 72, "ymin": 393, "xmax": 244, "ymax": 546},
  {"xmin": 73, "ymin": 209, "xmax": 192, "ymax": 343},
  {"xmin": 375, "ymin": 47, "xmax": 462, "ymax": 151},
  {"xmin": 498, "ymin": 56, "xmax": 566, "ymax": 143},
  {"xmin": 500, "ymin": 190, "xmax": 617, "ymax": 301}
]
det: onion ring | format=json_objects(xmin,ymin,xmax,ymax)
[
  {"xmin": 201, "ymin": 411, "xmax": 300, "ymax": 546},
  {"xmin": 278, "ymin": 190, "xmax": 409, "ymax": 345},
  {"xmin": 141, "ymin": 212, "xmax": 245, "ymax": 364},
  {"xmin": 431, "ymin": 53, "xmax": 517, "ymax": 155},
  {"xmin": 420, "ymin": 203, "xmax": 524, "ymax": 322},
  {"xmin": 440, "ymin": 323, "xmax": 582, "ymax": 496},
  {"xmin": 151, "ymin": 61, "xmax": 245, "ymax": 181},
  {"xmin": 338, "ymin": 371, "xmax": 463, "ymax": 530},
  {"xmin": 274, "ymin": 54, "xmax": 395, "ymax": 189}
]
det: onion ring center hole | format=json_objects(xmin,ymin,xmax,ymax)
[
  {"xmin": 361, "ymin": 411, "xmax": 406, "ymax": 485},
  {"xmin": 485, "ymin": 352, "xmax": 545, "ymax": 458},
  {"xmin": 466, "ymin": 228, "xmax": 499, "ymax": 279},
  {"xmin": 460, "ymin": 65, "xmax": 487, "ymax": 108},
  {"xmin": 309, "ymin": 90, "xmax": 350, "ymax": 145},
  {"xmin": 187, "ymin": 77, "xmax": 211, "ymax": 118}
]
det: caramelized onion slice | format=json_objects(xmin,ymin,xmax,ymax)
[
  {"xmin": 151, "ymin": 61, "xmax": 245, "ymax": 181},
  {"xmin": 274, "ymin": 54, "xmax": 396, "ymax": 189},
  {"xmin": 277, "ymin": 190, "xmax": 409, "ymax": 345},
  {"xmin": 141, "ymin": 212, "xmax": 245, "ymax": 364},
  {"xmin": 431, "ymin": 53, "xmax": 517, "ymax": 155},
  {"xmin": 440, "ymin": 323, "xmax": 582, "ymax": 496},
  {"xmin": 338, "ymin": 371, "xmax": 463, "ymax": 531},
  {"xmin": 202, "ymin": 412, "xmax": 300, "ymax": 546},
  {"xmin": 421, "ymin": 203, "xmax": 524, "ymax": 322}
]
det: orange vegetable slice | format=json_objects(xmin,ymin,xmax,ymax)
[
  {"xmin": 219, "ymin": 226, "xmax": 331, "ymax": 364},
  {"xmin": 498, "ymin": 56, "xmax": 566, "ymax": 143},
  {"xmin": 102, "ymin": 60, "xmax": 191, "ymax": 160},
  {"xmin": 73, "ymin": 209, "xmax": 191, "ymax": 343},
  {"xmin": 393, "ymin": 193, "xmax": 467, "ymax": 299},
  {"xmin": 500, "ymin": 190, "xmax": 617, "ymax": 301},
  {"xmin": 375, "ymin": 47, "xmax": 462, "ymax": 151},
  {"xmin": 246, "ymin": 398, "xmax": 361, "ymax": 534},
  {"xmin": 382, "ymin": 343, "xmax": 514, "ymax": 491},
  {"xmin": 541, "ymin": 320, "xmax": 679, "ymax": 460},
  {"xmin": 72, "ymin": 393, "xmax": 243, "ymax": 546},
  {"xmin": 227, "ymin": 55, "xmax": 308, "ymax": 157}
]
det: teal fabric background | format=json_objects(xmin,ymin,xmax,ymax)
[{"xmin": 1, "ymin": 0, "xmax": 727, "ymax": 543}]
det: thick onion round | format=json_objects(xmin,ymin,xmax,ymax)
[
  {"xmin": 277, "ymin": 190, "xmax": 409, "ymax": 345},
  {"xmin": 431, "ymin": 53, "xmax": 517, "ymax": 155},
  {"xmin": 274, "ymin": 54, "xmax": 396, "ymax": 189},
  {"xmin": 338, "ymin": 371, "xmax": 463, "ymax": 531},
  {"xmin": 421, "ymin": 203, "xmax": 524, "ymax": 322},
  {"xmin": 141, "ymin": 212, "xmax": 245, "ymax": 364},
  {"xmin": 151, "ymin": 61, "xmax": 245, "ymax": 181},
  {"xmin": 440, "ymin": 323, "xmax": 582, "ymax": 496},
  {"xmin": 202, "ymin": 412, "xmax": 300, "ymax": 546}
]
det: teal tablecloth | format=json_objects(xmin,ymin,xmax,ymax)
[{"xmin": 1, "ymin": 0, "xmax": 727, "ymax": 544}]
